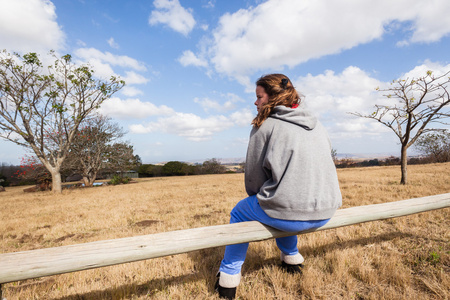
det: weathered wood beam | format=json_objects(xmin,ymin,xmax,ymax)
[{"xmin": 0, "ymin": 193, "xmax": 449, "ymax": 284}]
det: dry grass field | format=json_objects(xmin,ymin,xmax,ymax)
[{"xmin": 1, "ymin": 163, "xmax": 449, "ymax": 299}]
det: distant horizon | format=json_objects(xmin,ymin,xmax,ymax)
[
  {"xmin": 0, "ymin": 150, "xmax": 425, "ymax": 166},
  {"xmin": 144, "ymin": 151, "xmax": 424, "ymax": 165}
]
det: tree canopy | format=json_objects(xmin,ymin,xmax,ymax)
[
  {"xmin": 64, "ymin": 115, "xmax": 136, "ymax": 187},
  {"xmin": 414, "ymin": 130, "xmax": 450, "ymax": 163},
  {"xmin": 0, "ymin": 50, "xmax": 124, "ymax": 192}
]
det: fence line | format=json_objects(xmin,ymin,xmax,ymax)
[{"xmin": 1, "ymin": 193, "xmax": 449, "ymax": 298}]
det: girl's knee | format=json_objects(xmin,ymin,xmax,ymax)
[
  {"xmin": 230, "ymin": 206, "xmax": 244, "ymax": 223},
  {"xmin": 229, "ymin": 196, "xmax": 254, "ymax": 223}
]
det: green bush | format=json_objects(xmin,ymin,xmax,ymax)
[{"xmin": 109, "ymin": 175, "xmax": 131, "ymax": 185}]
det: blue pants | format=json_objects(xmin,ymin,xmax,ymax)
[{"xmin": 219, "ymin": 195, "xmax": 330, "ymax": 275}]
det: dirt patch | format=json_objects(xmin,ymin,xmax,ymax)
[
  {"xmin": 37, "ymin": 225, "xmax": 51, "ymax": 229},
  {"xmin": 193, "ymin": 214, "xmax": 209, "ymax": 220},
  {"xmin": 193, "ymin": 211, "xmax": 222, "ymax": 220},
  {"xmin": 134, "ymin": 220, "xmax": 160, "ymax": 227},
  {"xmin": 52, "ymin": 232, "xmax": 96, "ymax": 243},
  {"xmin": 53, "ymin": 233, "xmax": 76, "ymax": 243},
  {"xmin": 74, "ymin": 232, "xmax": 96, "ymax": 240},
  {"xmin": 18, "ymin": 234, "xmax": 44, "ymax": 244}
]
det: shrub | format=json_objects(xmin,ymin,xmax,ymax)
[{"xmin": 109, "ymin": 175, "xmax": 131, "ymax": 185}]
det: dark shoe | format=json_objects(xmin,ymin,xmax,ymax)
[
  {"xmin": 280, "ymin": 261, "xmax": 303, "ymax": 274},
  {"xmin": 215, "ymin": 273, "xmax": 236, "ymax": 299}
]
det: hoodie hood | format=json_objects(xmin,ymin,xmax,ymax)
[{"xmin": 269, "ymin": 104, "xmax": 317, "ymax": 130}]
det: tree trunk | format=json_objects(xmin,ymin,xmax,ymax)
[
  {"xmin": 400, "ymin": 144, "xmax": 408, "ymax": 185},
  {"xmin": 89, "ymin": 174, "xmax": 97, "ymax": 186},
  {"xmin": 82, "ymin": 176, "xmax": 89, "ymax": 187},
  {"xmin": 40, "ymin": 160, "xmax": 62, "ymax": 193},
  {"xmin": 82, "ymin": 174, "xmax": 97, "ymax": 187},
  {"xmin": 82, "ymin": 176, "xmax": 93, "ymax": 187},
  {"xmin": 51, "ymin": 171, "xmax": 62, "ymax": 193}
]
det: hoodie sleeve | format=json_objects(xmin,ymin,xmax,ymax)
[{"xmin": 244, "ymin": 125, "xmax": 272, "ymax": 196}]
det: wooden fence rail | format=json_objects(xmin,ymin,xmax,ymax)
[{"xmin": 1, "ymin": 193, "xmax": 449, "ymax": 297}]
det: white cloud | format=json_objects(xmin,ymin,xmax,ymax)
[
  {"xmin": 400, "ymin": 60, "xmax": 450, "ymax": 80},
  {"xmin": 230, "ymin": 108, "xmax": 254, "ymax": 127},
  {"xmin": 107, "ymin": 37, "xmax": 119, "ymax": 49},
  {"xmin": 149, "ymin": 0, "xmax": 196, "ymax": 36},
  {"xmin": 123, "ymin": 71, "xmax": 150, "ymax": 85},
  {"xmin": 233, "ymin": 137, "xmax": 249, "ymax": 146},
  {"xmin": 74, "ymin": 48, "xmax": 147, "ymax": 72},
  {"xmin": 194, "ymin": 93, "xmax": 243, "ymax": 113},
  {"xmin": 194, "ymin": 98, "xmax": 222, "ymax": 112},
  {"xmin": 121, "ymin": 86, "xmax": 144, "ymax": 97},
  {"xmin": 397, "ymin": 0, "xmax": 450, "ymax": 44},
  {"xmin": 294, "ymin": 66, "xmax": 385, "ymax": 135},
  {"xmin": 76, "ymin": 40, "xmax": 87, "ymax": 47},
  {"xmin": 130, "ymin": 113, "xmax": 234, "ymax": 141},
  {"xmin": 203, "ymin": 1, "xmax": 215, "ymax": 9},
  {"xmin": 297, "ymin": 66, "xmax": 383, "ymax": 118},
  {"xmin": 99, "ymin": 97, "xmax": 174, "ymax": 119},
  {"xmin": 129, "ymin": 124, "xmax": 150, "ymax": 134},
  {"xmin": 186, "ymin": 0, "xmax": 450, "ymax": 84},
  {"xmin": 73, "ymin": 48, "xmax": 149, "ymax": 86},
  {"xmin": 128, "ymin": 92, "xmax": 251, "ymax": 140},
  {"xmin": 0, "ymin": 0, "xmax": 65, "ymax": 53},
  {"xmin": 77, "ymin": 57, "xmax": 117, "ymax": 80},
  {"xmin": 178, "ymin": 50, "xmax": 208, "ymax": 67}
]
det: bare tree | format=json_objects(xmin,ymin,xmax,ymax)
[
  {"xmin": 352, "ymin": 70, "xmax": 450, "ymax": 184},
  {"xmin": 64, "ymin": 115, "xmax": 129, "ymax": 187},
  {"xmin": 202, "ymin": 158, "xmax": 226, "ymax": 174},
  {"xmin": 0, "ymin": 50, "xmax": 124, "ymax": 192},
  {"xmin": 414, "ymin": 130, "xmax": 450, "ymax": 163}
]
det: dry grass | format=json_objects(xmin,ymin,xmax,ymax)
[{"xmin": 1, "ymin": 163, "xmax": 449, "ymax": 299}]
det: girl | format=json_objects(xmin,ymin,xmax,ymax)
[{"xmin": 215, "ymin": 74, "xmax": 342, "ymax": 299}]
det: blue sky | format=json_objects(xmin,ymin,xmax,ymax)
[{"xmin": 1, "ymin": 0, "xmax": 450, "ymax": 164}]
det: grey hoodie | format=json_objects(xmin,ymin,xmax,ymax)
[{"xmin": 245, "ymin": 105, "xmax": 342, "ymax": 221}]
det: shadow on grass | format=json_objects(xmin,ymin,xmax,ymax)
[
  {"xmin": 300, "ymin": 230, "xmax": 417, "ymax": 256},
  {"xmin": 44, "ymin": 247, "xmax": 225, "ymax": 300},
  {"xmin": 50, "ymin": 272, "xmax": 201, "ymax": 300}
]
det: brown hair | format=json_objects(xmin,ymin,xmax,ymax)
[{"xmin": 252, "ymin": 74, "xmax": 300, "ymax": 127}]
